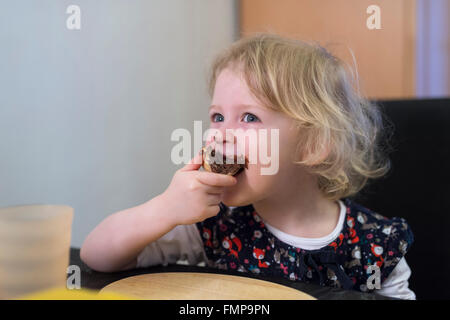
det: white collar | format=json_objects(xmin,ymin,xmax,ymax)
[{"xmin": 231, "ymin": 200, "xmax": 346, "ymax": 251}]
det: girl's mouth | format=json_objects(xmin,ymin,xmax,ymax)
[{"xmin": 202, "ymin": 145, "xmax": 248, "ymax": 176}]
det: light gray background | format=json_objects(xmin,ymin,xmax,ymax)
[{"xmin": 0, "ymin": 0, "xmax": 238, "ymax": 247}]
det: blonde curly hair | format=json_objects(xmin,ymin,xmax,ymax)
[{"xmin": 207, "ymin": 33, "xmax": 392, "ymax": 201}]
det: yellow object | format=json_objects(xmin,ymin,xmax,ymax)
[{"xmin": 16, "ymin": 287, "xmax": 137, "ymax": 300}]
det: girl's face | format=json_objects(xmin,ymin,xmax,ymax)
[{"xmin": 209, "ymin": 68, "xmax": 307, "ymax": 207}]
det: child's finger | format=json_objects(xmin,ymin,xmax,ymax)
[
  {"xmin": 205, "ymin": 193, "xmax": 221, "ymax": 206},
  {"xmin": 205, "ymin": 137, "xmax": 216, "ymax": 148},
  {"xmin": 179, "ymin": 150, "xmax": 204, "ymax": 172},
  {"xmin": 204, "ymin": 186, "xmax": 224, "ymax": 195},
  {"xmin": 196, "ymin": 171, "xmax": 237, "ymax": 187}
]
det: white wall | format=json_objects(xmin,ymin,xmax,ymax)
[{"xmin": 0, "ymin": 0, "xmax": 238, "ymax": 247}]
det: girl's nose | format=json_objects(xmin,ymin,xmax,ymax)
[
  {"xmin": 207, "ymin": 125, "xmax": 236, "ymax": 144},
  {"xmin": 217, "ymin": 128, "xmax": 237, "ymax": 145},
  {"xmin": 210, "ymin": 128, "xmax": 238, "ymax": 156}
]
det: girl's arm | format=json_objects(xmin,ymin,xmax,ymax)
[
  {"xmin": 376, "ymin": 258, "xmax": 416, "ymax": 300},
  {"xmin": 80, "ymin": 152, "xmax": 236, "ymax": 273},
  {"xmin": 135, "ymin": 223, "xmax": 207, "ymax": 268},
  {"xmin": 80, "ymin": 193, "xmax": 176, "ymax": 272}
]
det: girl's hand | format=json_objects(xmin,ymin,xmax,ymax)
[{"xmin": 161, "ymin": 151, "xmax": 237, "ymax": 226}]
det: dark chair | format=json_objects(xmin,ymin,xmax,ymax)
[{"xmin": 352, "ymin": 97, "xmax": 450, "ymax": 299}]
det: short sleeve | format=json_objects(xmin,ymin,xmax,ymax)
[
  {"xmin": 376, "ymin": 257, "xmax": 416, "ymax": 300},
  {"xmin": 379, "ymin": 217, "xmax": 414, "ymax": 282},
  {"xmin": 136, "ymin": 224, "xmax": 207, "ymax": 268}
]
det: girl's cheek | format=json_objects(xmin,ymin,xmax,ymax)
[
  {"xmin": 243, "ymin": 134, "xmax": 260, "ymax": 164},
  {"xmin": 245, "ymin": 166, "xmax": 278, "ymax": 196}
]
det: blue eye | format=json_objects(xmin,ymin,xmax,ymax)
[
  {"xmin": 212, "ymin": 113, "xmax": 224, "ymax": 122},
  {"xmin": 243, "ymin": 113, "xmax": 260, "ymax": 123}
]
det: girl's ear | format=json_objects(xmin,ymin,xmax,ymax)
[
  {"xmin": 313, "ymin": 142, "xmax": 331, "ymax": 165},
  {"xmin": 297, "ymin": 140, "xmax": 331, "ymax": 166},
  {"xmin": 292, "ymin": 124, "xmax": 332, "ymax": 166}
]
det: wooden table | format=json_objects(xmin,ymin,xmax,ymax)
[
  {"xmin": 100, "ymin": 272, "xmax": 316, "ymax": 300},
  {"xmin": 69, "ymin": 248, "xmax": 393, "ymax": 300}
]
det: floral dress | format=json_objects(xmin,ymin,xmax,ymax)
[{"xmin": 195, "ymin": 198, "xmax": 414, "ymax": 293}]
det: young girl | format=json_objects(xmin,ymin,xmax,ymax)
[{"xmin": 80, "ymin": 33, "xmax": 415, "ymax": 299}]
